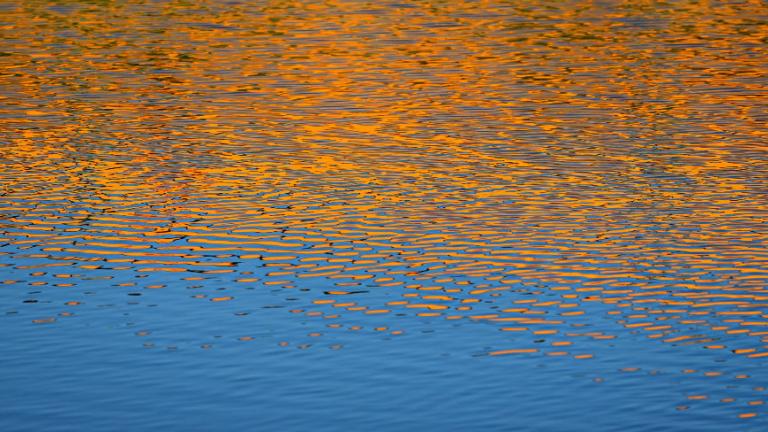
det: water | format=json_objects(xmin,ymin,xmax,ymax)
[{"xmin": 1, "ymin": 0, "xmax": 767, "ymax": 430}]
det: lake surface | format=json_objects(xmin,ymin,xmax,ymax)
[{"xmin": 1, "ymin": 1, "xmax": 767, "ymax": 430}]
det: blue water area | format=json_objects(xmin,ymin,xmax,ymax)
[{"xmin": 1, "ymin": 259, "xmax": 766, "ymax": 431}]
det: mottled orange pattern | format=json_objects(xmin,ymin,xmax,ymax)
[{"xmin": 1, "ymin": 0, "xmax": 767, "ymax": 422}]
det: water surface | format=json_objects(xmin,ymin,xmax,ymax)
[{"xmin": 1, "ymin": 1, "xmax": 767, "ymax": 430}]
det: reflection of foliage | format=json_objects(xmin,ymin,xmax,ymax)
[{"xmin": 45, "ymin": 0, "xmax": 112, "ymax": 5}]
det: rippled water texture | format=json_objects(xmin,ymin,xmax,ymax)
[{"xmin": 1, "ymin": 1, "xmax": 767, "ymax": 430}]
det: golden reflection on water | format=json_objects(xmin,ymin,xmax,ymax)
[{"xmin": 1, "ymin": 0, "xmax": 767, "ymax": 420}]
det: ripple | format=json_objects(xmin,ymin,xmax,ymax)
[{"xmin": 1, "ymin": 0, "xmax": 767, "ymax": 430}]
